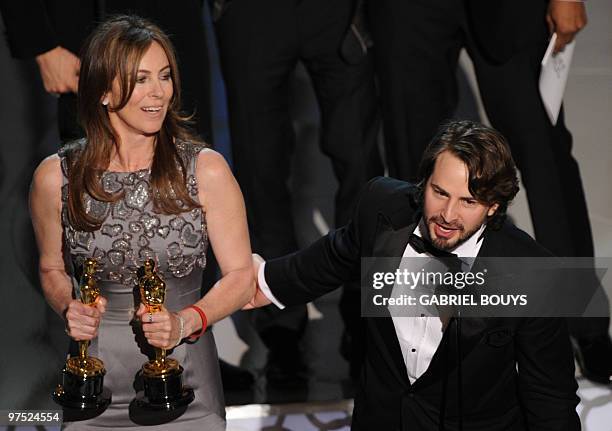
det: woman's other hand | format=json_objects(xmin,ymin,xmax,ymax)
[
  {"xmin": 64, "ymin": 296, "xmax": 107, "ymax": 341},
  {"xmin": 136, "ymin": 303, "xmax": 183, "ymax": 349}
]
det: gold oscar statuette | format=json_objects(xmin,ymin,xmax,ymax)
[
  {"xmin": 53, "ymin": 258, "xmax": 111, "ymax": 420},
  {"xmin": 132, "ymin": 259, "xmax": 194, "ymax": 413}
]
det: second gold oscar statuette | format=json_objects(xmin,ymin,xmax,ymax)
[{"xmin": 130, "ymin": 259, "xmax": 194, "ymax": 422}]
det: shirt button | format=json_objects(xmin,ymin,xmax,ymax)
[{"xmin": 411, "ymin": 348, "xmax": 416, "ymax": 353}]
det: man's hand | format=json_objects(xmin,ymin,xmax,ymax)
[
  {"xmin": 35, "ymin": 46, "xmax": 80, "ymax": 94},
  {"xmin": 242, "ymin": 253, "xmax": 272, "ymax": 310},
  {"xmin": 546, "ymin": 0, "xmax": 587, "ymax": 54}
]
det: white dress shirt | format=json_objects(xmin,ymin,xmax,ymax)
[
  {"xmin": 392, "ymin": 221, "xmax": 484, "ymax": 383},
  {"xmin": 257, "ymin": 220, "xmax": 486, "ymax": 384}
]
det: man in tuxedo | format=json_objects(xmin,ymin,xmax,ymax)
[
  {"xmin": 248, "ymin": 121, "xmax": 581, "ymax": 430},
  {"xmin": 366, "ymin": 0, "xmax": 612, "ymax": 383}
]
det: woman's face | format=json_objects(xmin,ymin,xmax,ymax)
[{"xmin": 106, "ymin": 41, "xmax": 173, "ymax": 141}]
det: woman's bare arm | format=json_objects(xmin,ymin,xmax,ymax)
[
  {"xmin": 138, "ymin": 149, "xmax": 255, "ymax": 348},
  {"xmin": 30, "ymin": 155, "xmax": 105, "ymax": 340}
]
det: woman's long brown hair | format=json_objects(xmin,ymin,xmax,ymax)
[{"xmin": 67, "ymin": 15, "xmax": 203, "ymax": 231}]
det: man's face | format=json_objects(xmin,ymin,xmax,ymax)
[{"xmin": 423, "ymin": 151, "xmax": 499, "ymax": 250}]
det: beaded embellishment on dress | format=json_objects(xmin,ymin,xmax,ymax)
[{"xmin": 59, "ymin": 139, "xmax": 208, "ymax": 286}]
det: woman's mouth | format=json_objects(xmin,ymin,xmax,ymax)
[{"xmin": 142, "ymin": 106, "xmax": 163, "ymax": 113}]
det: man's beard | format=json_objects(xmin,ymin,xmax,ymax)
[{"xmin": 426, "ymin": 215, "xmax": 483, "ymax": 251}]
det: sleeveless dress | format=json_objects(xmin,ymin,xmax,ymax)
[{"xmin": 58, "ymin": 139, "xmax": 226, "ymax": 430}]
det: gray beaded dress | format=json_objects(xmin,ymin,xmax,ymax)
[{"xmin": 58, "ymin": 140, "xmax": 225, "ymax": 430}]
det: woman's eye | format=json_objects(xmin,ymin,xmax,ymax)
[
  {"xmin": 136, "ymin": 76, "xmax": 147, "ymax": 83},
  {"xmin": 160, "ymin": 74, "xmax": 171, "ymax": 81}
]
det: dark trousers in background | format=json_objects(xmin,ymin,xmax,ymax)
[
  {"xmin": 215, "ymin": 0, "xmax": 382, "ymax": 363},
  {"xmin": 369, "ymin": 0, "xmax": 607, "ymax": 338}
]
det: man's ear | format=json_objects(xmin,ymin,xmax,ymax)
[{"xmin": 487, "ymin": 203, "xmax": 499, "ymax": 217}]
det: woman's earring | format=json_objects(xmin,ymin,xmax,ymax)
[{"xmin": 102, "ymin": 99, "xmax": 109, "ymax": 106}]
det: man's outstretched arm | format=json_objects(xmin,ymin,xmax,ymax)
[{"xmin": 244, "ymin": 177, "xmax": 385, "ymax": 309}]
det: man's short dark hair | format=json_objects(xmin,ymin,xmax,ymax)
[{"xmin": 416, "ymin": 120, "xmax": 519, "ymax": 230}]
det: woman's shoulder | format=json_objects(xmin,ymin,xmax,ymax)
[
  {"xmin": 193, "ymin": 149, "xmax": 239, "ymax": 209},
  {"xmin": 32, "ymin": 153, "xmax": 63, "ymax": 197},
  {"xmin": 194, "ymin": 148, "xmax": 231, "ymax": 180},
  {"xmin": 35, "ymin": 153, "xmax": 62, "ymax": 175}
]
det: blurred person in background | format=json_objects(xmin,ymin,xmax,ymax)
[{"xmin": 214, "ymin": 0, "xmax": 382, "ymax": 384}]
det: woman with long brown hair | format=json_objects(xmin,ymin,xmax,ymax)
[{"xmin": 29, "ymin": 15, "xmax": 253, "ymax": 429}]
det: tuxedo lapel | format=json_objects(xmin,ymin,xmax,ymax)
[
  {"xmin": 372, "ymin": 197, "xmax": 420, "ymax": 255},
  {"xmin": 473, "ymin": 225, "xmax": 503, "ymax": 259}
]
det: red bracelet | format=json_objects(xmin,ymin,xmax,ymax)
[{"xmin": 187, "ymin": 305, "xmax": 207, "ymax": 341}]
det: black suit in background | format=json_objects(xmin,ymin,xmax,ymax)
[
  {"xmin": 265, "ymin": 177, "xmax": 580, "ymax": 431},
  {"xmin": 367, "ymin": 0, "xmax": 606, "ymax": 339},
  {"xmin": 368, "ymin": 0, "xmax": 591, "ymax": 257},
  {"xmin": 214, "ymin": 0, "xmax": 382, "ymax": 366},
  {"xmin": 0, "ymin": 0, "xmax": 212, "ymax": 143}
]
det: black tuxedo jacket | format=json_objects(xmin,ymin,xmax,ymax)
[{"xmin": 265, "ymin": 177, "xmax": 580, "ymax": 431}]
